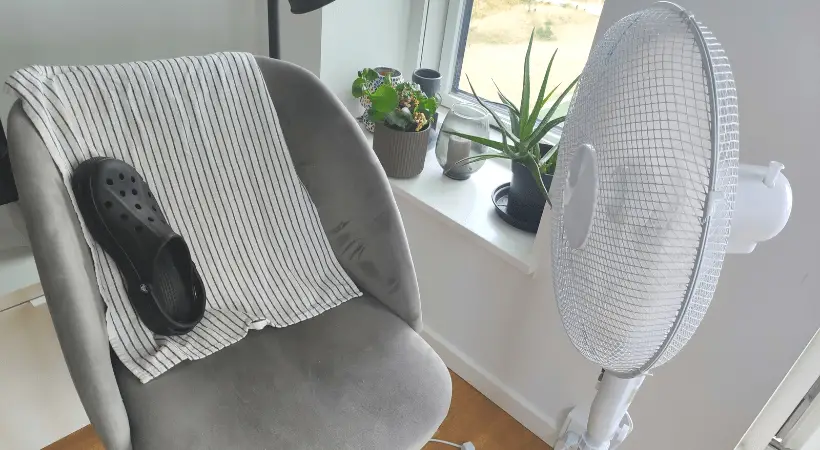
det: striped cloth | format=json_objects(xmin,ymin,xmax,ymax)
[{"xmin": 6, "ymin": 52, "xmax": 361, "ymax": 383}]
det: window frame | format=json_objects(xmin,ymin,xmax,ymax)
[
  {"xmin": 428, "ymin": 0, "xmax": 572, "ymax": 145},
  {"xmin": 436, "ymin": 0, "xmax": 472, "ymax": 110}
]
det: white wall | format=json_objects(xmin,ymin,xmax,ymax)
[
  {"xmin": 319, "ymin": 0, "xmax": 414, "ymax": 113},
  {"xmin": 405, "ymin": 0, "xmax": 820, "ymax": 449},
  {"xmin": 0, "ymin": 0, "xmax": 268, "ymax": 116},
  {"xmin": 279, "ymin": 0, "xmax": 323, "ymax": 75}
]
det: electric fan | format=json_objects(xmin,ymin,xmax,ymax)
[{"xmin": 550, "ymin": 2, "xmax": 793, "ymax": 449}]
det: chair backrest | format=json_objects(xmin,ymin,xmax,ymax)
[
  {"xmin": 7, "ymin": 98, "xmax": 132, "ymax": 448},
  {"xmin": 253, "ymin": 56, "xmax": 421, "ymax": 330}
]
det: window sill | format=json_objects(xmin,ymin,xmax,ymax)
[{"xmin": 361, "ymin": 124, "xmax": 537, "ymax": 275}]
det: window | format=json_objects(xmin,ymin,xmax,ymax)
[{"xmin": 435, "ymin": 0, "xmax": 605, "ymax": 131}]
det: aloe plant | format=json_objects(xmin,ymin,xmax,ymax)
[{"xmin": 446, "ymin": 31, "xmax": 580, "ymax": 207}]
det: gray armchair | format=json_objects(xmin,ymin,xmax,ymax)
[{"xmin": 6, "ymin": 56, "xmax": 451, "ymax": 450}]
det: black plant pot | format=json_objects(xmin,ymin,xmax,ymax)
[{"xmin": 506, "ymin": 143, "xmax": 555, "ymax": 226}]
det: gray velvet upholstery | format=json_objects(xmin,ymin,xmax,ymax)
[
  {"xmin": 256, "ymin": 57, "xmax": 422, "ymax": 331},
  {"xmin": 7, "ymin": 101, "xmax": 133, "ymax": 450},
  {"xmin": 115, "ymin": 295, "xmax": 450, "ymax": 450},
  {"xmin": 7, "ymin": 56, "xmax": 450, "ymax": 450}
]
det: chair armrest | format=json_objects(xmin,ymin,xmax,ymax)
[
  {"xmin": 254, "ymin": 56, "xmax": 422, "ymax": 330},
  {"xmin": 7, "ymin": 101, "xmax": 132, "ymax": 450}
]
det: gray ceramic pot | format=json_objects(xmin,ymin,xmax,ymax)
[
  {"xmin": 372, "ymin": 122, "xmax": 430, "ymax": 178},
  {"xmin": 412, "ymin": 68, "xmax": 442, "ymax": 98}
]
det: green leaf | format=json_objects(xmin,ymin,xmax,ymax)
[
  {"xmin": 442, "ymin": 130, "xmax": 509, "ymax": 153},
  {"xmin": 385, "ymin": 109, "xmax": 416, "ymax": 131},
  {"xmin": 464, "ymin": 75, "xmax": 519, "ymax": 145},
  {"xmin": 492, "ymin": 79, "xmax": 520, "ymax": 116},
  {"xmin": 519, "ymin": 30, "xmax": 535, "ymax": 135},
  {"xmin": 536, "ymin": 82, "xmax": 562, "ymax": 114},
  {"xmin": 368, "ymin": 109, "xmax": 386, "ymax": 123},
  {"xmin": 369, "ymin": 84, "xmax": 399, "ymax": 114},
  {"xmin": 361, "ymin": 68, "xmax": 379, "ymax": 82},
  {"xmin": 528, "ymin": 49, "xmax": 557, "ymax": 130},
  {"xmin": 491, "ymin": 79, "xmax": 521, "ymax": 136},
  {"xmin": 503, "ymin": 130, "xmax": 530, "ymax": 161},
  {"xmin": 538, "ymin": 142, "xmax": 559, "ymax": 174},
  {"xmin": 522, "ymin": 116, "xmax": 565, "ymax": 151},
  {"xmin": 542, "ymin": 75, "xmax": 579, "ymax": 121},
  {"xmin": 421, "ymin": 97, "xmax": 438, "ymax": 115},
  {"xmin": 520, "ymin": 75, "xmax": 579, "ymax": 149},
  {"xmin": 501, "ymin": 133, "xmax": 516, "ymax": 159},
  {"xmin": 445, "ymin": 153, "xmax": 511, "ymax": 174},
  {"xmin": 510, "ymin": 111, "xmax": 520, "ymax": 138},
  {"xmin": 538, "ymin": 142, "xmax": 559, "ymax": 166},
  {"xmin": 352, "ymin": 78, "xmax": 366, "ymax": 98},
  {"xmin": 523, "ymin": 154, "xmax": 552, "ymax": 208}
]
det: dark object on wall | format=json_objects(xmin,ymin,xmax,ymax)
[
  {"xmin": 0, "ymin": 119, "xmax": 19, "ymax": 205},
  {"xmin": 268, "ymin": 0, "xmax": 337, "ymax": 59}
]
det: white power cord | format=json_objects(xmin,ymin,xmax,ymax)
[{"xmin": 428, "ymin": 438, "xmax": 476, "ymax": 450}]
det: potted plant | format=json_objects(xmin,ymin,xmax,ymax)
[
  {"xmin": 356, "ymin": 67, "xmax": 404, "ymax": 132},
  {"xmin": 446, "ymin": 31, "xmax": 579, "ymax": 229},
  {"xmin": 353, "ymin": 69, "xmax": 439, "ymax": 178}
]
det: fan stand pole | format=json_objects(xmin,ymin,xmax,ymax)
[
  {"xmin": 581, "ymin": 372, "xmax": 645, "ymax": 450},
  {"xmin": 268, "ymin": 0, "xmax": 281, "ymax": 59}
]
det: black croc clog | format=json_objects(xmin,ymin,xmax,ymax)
[{"xmin": 72, "ymin": 157, "xmax": 205, "ymax": 336}]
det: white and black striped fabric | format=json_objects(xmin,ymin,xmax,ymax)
[{"xmin": 6, "ymin": 52, "xmax": 361, "ymax": 383}]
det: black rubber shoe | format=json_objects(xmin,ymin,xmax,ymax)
[{"xmin": 72, "ymin": 157, "xmax": 205, "ymax": 336}]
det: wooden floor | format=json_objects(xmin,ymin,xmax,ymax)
[
  {"xmin": 45, "ymin": 371, "xmax": 551, "ymax": 450},
  {"xmin": 43, "ymin": 426, "xmax": 104, "ymax": 450}
]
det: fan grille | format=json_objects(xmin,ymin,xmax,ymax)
[{"xmin": 551, "ymin": 2, "xmax": 738, "ymax": 376}]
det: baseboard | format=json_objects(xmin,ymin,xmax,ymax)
[{"xmin": 422, "ymin": 327, "xmax": 561, "ymax": 446}]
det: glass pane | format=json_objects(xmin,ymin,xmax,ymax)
[{"xmin": 455, "ymin": 0, "xmax": 604, "ymax": 118}]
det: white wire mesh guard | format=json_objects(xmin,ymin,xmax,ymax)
[{"xmin": 552, "ymin": 2, "xmax": 739, "ymax": 377}]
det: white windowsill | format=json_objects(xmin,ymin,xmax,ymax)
[{"xmin": 361, "ymin": 123, "xmax": 537, "ymax": 275}]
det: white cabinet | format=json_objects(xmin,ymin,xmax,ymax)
[
  {"xmin": 0, "ymin": 303, "xmax": 89, "ymax": 450},
  {"xmin": 0, "ymin": 247, "xmax": 41, "ymax": 312},
  {"xmin": 0, "ymin": 248, "xmax": 88, "ymax": 449}
]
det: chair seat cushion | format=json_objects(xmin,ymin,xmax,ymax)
[{"xmin": 114, "ymin": 295, "xmax": 451, "ymax": 450}]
